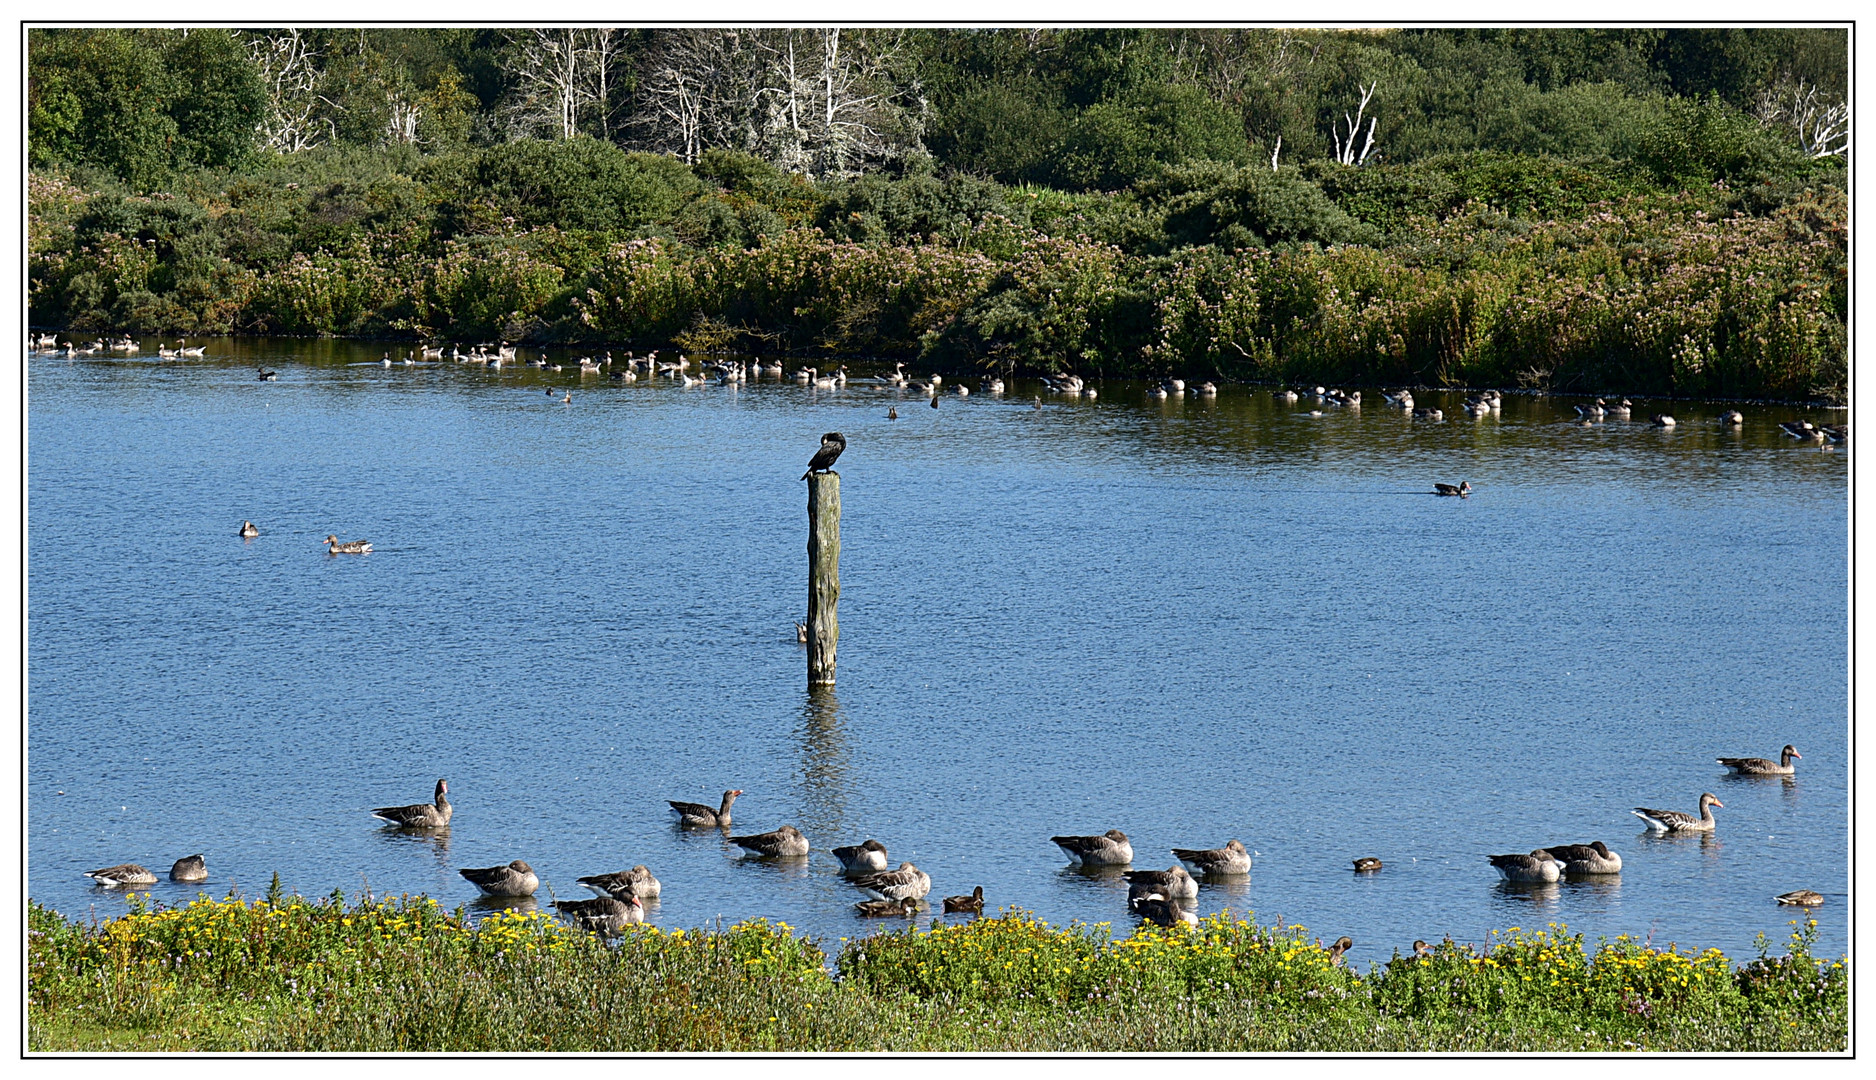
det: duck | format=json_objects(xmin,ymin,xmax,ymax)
[
  {"xmin": 1412, "ymin": 407, "xmax": 1443, "ymax": 421},
  {"xmin": 887, "ymin": 406, "xmax": 897, "ymax": 420},
  {"xmin": 1718, "ymin": 745, "xmax": 1800, "ymax": 776},
  {"xmin": 1651, "ymin": 414, "xmax": 1676, "ymax": 427},
  {"xmin": 1411, "ymin": 940, "xmax": 1434, "ymax": 960},
  {"xmin": 1488, "ymin": 849, "xmax": 1564, "ymax": 883},
  {"xmin": 555, "ymin": 893, "xmax": 644, "ymax": 929},
  {"xmin": 795, "ymin": 623, "xmax": 809, "ymax": 644},
  {"xmin": 1050, "ymin": 829, "xmax": 1133, "ymax": 867},
  {"xmin": 576, "ymin": 865, "xmax": 661, "ymax": 899},
  {"xmin": 1605, "ymin": 398, "xmax": 1633, "ymax": 419},
  {"xmin": 1326, "ymin": 936, "xmax": 1354, "ymax": 966},
  {"xmin": 728, "ymin": 825, "xmax": 811, "ymax": 858},
  {"xmin": 1720, "ymin": 410, "xmax": 1744, "ymax": 425},
  {"xmin": 854, "ymin": 897, "xmax": 920, "ymax": 917},
  {"xmin": 1170, "ymin": 838, "xmax": 1251, "ymax": 877},
  {"xmin": 325, "ymin": 535, "xmax": 372, "ymax": 554},
  {"xmin": 852, "ymin": 862, "xmax": 932, "ymax": 901},
  {"xmin": 942, "ymin": 886, "xmax": 985, "ymax": 914},
  {"xmin": 1123, "ymin": 865, "xmax": 1199, "ymax": 899},
  {"xmin": 1775, "ymin": 890, "xmax": 1825, "ymax": 907},
  {"xmin": 372, "ymin": 779, "xmax": 452, "ymax": 828},
  {"xmin": 1464, "ymin": 398, "xmax": 1491, "ymax": 417},
  {"xmin": 85, "ymin": 864, "xmax": 158, "ymax": 886},
  {"xmin": 459, "ymin": 861, "xmax": 539, "ymax": 897},
  {"xmin": 833, "ymin": 839, "xmax": 889, "ymax": 874},
  {"xmin": 669, "ymin": 789, "xmax": 742, "ymax": 828},
  {"xmin": 238, "ymin": 520, "xmax": 259, "ymax": 538},
  {"xmin": 1132, "ymin": 894, "xmax": 1198, "ymax": 927},
  {"xmin": 1545, "ymin": 841, "xmax": 1622, "ymax": 874},
  {"xmin": 1352, "ymin": 857, "xmax": 1382, "ymax": 872},
  {"xmin": 258, "ymin": 367, "xmax": 277, "ymax": 381},
  {"xmin": 1433, "ymin": 481, "xmax": 1471, "ymax": 498},
  {"xmin": 169, "ymin": 854, "xmax": 208, "ymax": 882},
  {"xmin": 1632, "ymin": 792, "xmax": 1722, "ymax": 833}
]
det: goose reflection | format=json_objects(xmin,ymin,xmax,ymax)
[
  {"xmin": 375, "ymin": 823, "xmax": 451, "ymax": 863},
  {"xmin": 795, "ymin": 687, "xmax": 851, "ymax": 838},
  {"xmin": 1492, "ymin": 879, "xmax": 1561, "ymax": 910},
  {"xmin": 470, "ymin": 894, "xmax": 537, "ymax": 917}
]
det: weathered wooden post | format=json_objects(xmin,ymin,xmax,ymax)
[{"xmin": 807, "ymin": 472, "xmax": 840, "ymax": 685}]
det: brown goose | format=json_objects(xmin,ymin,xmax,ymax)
[
  {"xmin": 1633, "ymin": 793, "xmax": 1722, "ymax": 833},
  {"xmin": 1132, "ymin": 894, "xmax": 1198, "ymax": 927},
  {"xmin": 1172, "ymin": 839, "xmax": 1251, "ymax": 876},
  {"xmin": 85, "ymin": 864, "xmax": 157, "ymax": 886},
  {"xmin": 728, "ymin": 824, "xmax": 810, "ymax": 858},
  {"xmin": 1775, "ymin": 890, "xmax": 1825, "ymax": 907},
  {"xmin": 459, "ymin": 860, "xmax": 539, "ymax": 897},
  {"xmin": 554, "ymin": 893, "xmax": 644, "ymax": 930},
  {"xmin": 852, "ymin": 862, "xmax": 932, "ymax": 901},
  {"xmin": 855, "ymin": 896, "xmax": 920, "ymax": 917},
  {"xmin": 324, "ymin": 535, "xmax": 372, "ymax": 554},
  {"xmin": 1433, "ymin": 481, "xmax": 1472, "ymax": 498},
  {"xmin": 1352, "ymin": 857, "xmax": 1382, "ymax": 872},
  {"xmin": 1718, "ymin": 745, "xmax": 1800, "ymax": 776},
  {"xmin": 833, "ymin": 839, "xmax": 889, "ymax": 874},
  {"xmin": 372, "ymin": 779, "xmax": 452, "ymax": 828},
  {"xmin": 1123, "ymin": 865, "xmax": 1198, "ymax": 899},
  {"xmin": 238, "ymin": 520, "xmax": 259, "ymax": 538},
  {"xmin": 576, "ymin": 865, "xmax": 660, "ymax": 899},
  {"xmin": 943, "ymin": 886, "xmax": 985, "ymax": 914},
  {"xmin": 669, "ymin": 790, "xmax": 742, "ymax": 828},
  {"xmin": 1326, "ymin": 936, "xmax": 1354, "ymax": 965},
  {"xmin": 1051, "ymin": 829, "xmax": 1133, "ymax": 866},
  {"xmin": 1545, "ymin": 841, "xmax": 1622, "ymax": 874},
  {"xmin": 169, "ymin": 854, "xmax": 208, "ymax": 882},
  {"xmin": 1488, "ymin": 850, "xmax": 1564, "ymax": 883}
]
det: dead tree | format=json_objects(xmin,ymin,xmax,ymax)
[
  {"xmin": 242, "ymin": 29, "xmax": 334, "ymax": 153},
  {"xmin": 1331, "ymin": 81, "xmax": 1379, "ymax": 166}
]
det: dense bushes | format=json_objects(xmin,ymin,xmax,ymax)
[{"xmin": 27, "ymin": 895, "xmax": 1847, "ymax": 1051}]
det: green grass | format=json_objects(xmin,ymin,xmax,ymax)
[{"xmin": 27, "ymin": 889, "xmax": 1847, "ymax": 1052}]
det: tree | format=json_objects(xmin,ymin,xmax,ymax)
[
  {"xmin": 245, "ymin": 30, "xmax": 334, "ymax": 153},
  {"xmin": 498, "ymin": 28, "xmax": 624, "ymax": 141}
]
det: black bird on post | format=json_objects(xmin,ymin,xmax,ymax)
[{"xmin": 802, "ymin": 432, "xmax": 847, "ymax": 480}]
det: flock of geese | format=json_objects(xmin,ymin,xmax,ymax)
[{"xmin": 81, "ymin": 742, "xmax": 1822, "ymax": 946}]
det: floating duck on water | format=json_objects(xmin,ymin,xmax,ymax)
[
  {"xmin": 1633, "ymin": 792, "xmax": 1722, "ymax": 833},
  {"xmin": 1718, "ymin": 745, "xmax": 1800, "ymax": 776},
  {"xmin": 1434, "ymin": 481, "xmax": 1472, "ymax": 498},
  {"xmin": 325, "ymin": 535, "xmax": 372, "ymax": 554},
  {"xmin": 239, "ymin": 520, "xmax": 259, "ymax": 538}
]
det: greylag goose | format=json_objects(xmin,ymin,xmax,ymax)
[
  {"xmin": 1051, "ymin": 829, "xmax": 1133, "ymax": 867},
  {"xmin": 833, "ymin": 839, "xmax": 889, "ymax": 874},
  {"xmin": 852, "ymin": 862, "xmax": 932, "ymax": 901},
  {"xmin": 1123, "ymin": 865, "xmax": 1199, "ymax": 899},
  {"xmin": 1606, "ymin": 399, "xmax": 1632, "ymax": 419},
  {"xmin": 669, "ymin": 789, "xmax": 741, "ymax": 828},
  {"xmin": 1651, "ymin": 414, "xmax": 1676, "ymax": 427},
  {"xmin": 459, "ymin": 861, "xmax": 538, "ymax": 897},
  {"xmin": 1546, "ymin": 841, "xmax": 1622, "ymax": 874},
  {"xmin": 1779, "ymin": 420, "xmax": 1821, "ymax": 439},
  {"xmin": 238, "ymin": 520, "xmax": 259, "ymax": 538},
  {"xmin": 85, "ymin": 864, "xmax": 157, "ymax": 886},
  {"xmin": 728, "ymin": 825, "xmax": 810, "ymax": 857},
  {"xmin": 801, "ymin": 432, "xmax": 846, "ymax": 479},
  {"xmin": 576, "ymin": 865, "xmax": 660, "ymax": 899},
  {"xmin": 1382, "ymin": 389, "xmax": 1412, "ymax": 407},
  {"xmin": 1718, "ymin": 745, "xmax": 1800, "ymax": 776},
  {"xmin": 1171, "ymin": 839, "xmax": 1251, "ymax": 876},
  {"xmin": 169, "ymin": 854, "xmax": 208, "ymax": 882},
  {"xmin": 855, "ymin": 897, "xmax": 920, "ymax": 917},
  {"xmin": 1720, "ymin": 411, "xmax": 1744, "ymax": 425},
  {"xmin": 1775, "ymin": 890, "xmax": 1825, "ymax": 907},
  {"xmin": 1575, "ymin": 399, "xmax": 1606, "ymax": 418},
  {"xmin": 1352, "ymin": 857, "xmax": 1382, "ymax": 872},
  {"xmin": 1412, "ymin": 407, "xmax": 1443, "ymax": 421},
  {"xmin": 1326, "ymin": 936, "xmax": 1353, "ymax": 965},
  {"xmin": 1434, "ymin": 481, "xmax": 1471, "ymax": 497},
  {"xmin": 555, "ymin": 893, "xmax": 644, "ymax": 929},
  {"xmin": 1488, "ymin": 850, "xmax": 1564, "ymax": 883},
  {"xmin": 1132, "ymin": 894, "xmax": 1198, "ymax": 927},
  {"xmin": 943, "ymin": 886, "xmax": 985, "ymax": 914},
  {"xmin": 372, "ymin": 778, "xmax": 451, "ymax": 828},
  {"xmin": 258, "ymin": 367, "xmax": 277, "ymax": 381},
  {"xmin": 1633, "ymin": 793, "xmax": 1722, "ymax": 833},
  {"xmin": 1275, "ymin": 388, "xmax": 1300, "ymax": 403},
  {"xmin": 1820, "ymin": 424, "xmax": 1847, "ymax": 443},
  {"xmin": 325, "ymin": 535, "xmax": 371, "ymax": 554}
]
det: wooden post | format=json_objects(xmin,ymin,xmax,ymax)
[{"xmin": 807, "ymin": 471, "xmax": 840, "ymax": 685}]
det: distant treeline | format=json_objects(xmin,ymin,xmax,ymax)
[{"xmin": 27, "ymin": 28, "xmax": 1848, "ymax": 399}]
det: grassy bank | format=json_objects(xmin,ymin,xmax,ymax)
[{"xmin": 27, "ymin": 890, "xmax": 1846, "ymax": 1052}]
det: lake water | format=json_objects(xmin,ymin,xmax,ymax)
[{"xmin": 27, "ymin": 338, "xmax": 1849, "ymax": 968}]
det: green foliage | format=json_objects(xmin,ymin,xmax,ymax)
[
  {"xmin": 1635, "ymin": 96, "xmax": 1806, "ymax": 187},
  {"xmin": 1138, "ymin": 161, "xmax": 1377, "ymax": 251},
  {"xmin": 455, "ymin": 139, "xmax": 703, "ymax": 233},
  {"xmin": 1048, "ymin": 84, "xmax": 1249, "ymax": 192}
]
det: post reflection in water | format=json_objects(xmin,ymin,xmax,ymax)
[{"xmin": 794, "ymin": 687, "xmax": 851, "ymax": 839}]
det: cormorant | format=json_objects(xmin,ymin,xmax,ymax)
[{"xmin": 801, "ymin": 432, "xmax": 847, "ymax": 479}]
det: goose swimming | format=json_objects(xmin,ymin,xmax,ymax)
[
  {"xmin": 1434, "ymin": 481, "xmax": 1471, "ymax": 497},
  {"xmin": 1718, "ymin": 745, "xmax": 1800, "ymax": 776},
  {"xmin": 1171, "ymin": 838, "xmax": 1251, "ymax": 876},
  {"xmin": 833, "ymin": 839, "xmax": 889, "ymax": 874},
  {"xmin": 169, "ymin": 854, "xmax": 209, "ymax": 882},
  {"xmin": 459, "ymin": 861, "xmax": 539, "ymax": 897},
  {"xmin": 669, "ymin": 789, "xmax": 742, "ymax": 828},
  {"xmin": 1123, "ymin": 865, "xmax": 1199, "ymax": 899},
  {"xmin": 852, "ymin": 862, "xmax": 932, "ymax": 901},
  {"xmin": 1545, "ymin": 841, "xmax": 1622, "ymax": 874},
  {"xmin": 1633, "ymin": 792, "xmax": 1722, "ymax": 833},
  {"xmin": 728, "ymin": 825, "xmax": 811, "ymax": 858},
  {"xmin": 325, "ymin": 535, "xmax": 372, "ymax": 554},
  {"xmin": 372, "ymin": 779, "xmax": 451, "ymax": 828},
  {"xmin": 555, "ymin": 893, "xmax": 644, "ymax": 929},
  {"xmin": 239, "ymin": 520, "xmax": 259, "ymax": 538},
  {"xmin": 1051, "ymin": 829, "xmax": 1133, "ymax": 867},
  {"xmin": 1488, "ymin": 849, "xmax": 1564, "ymax": 883},
  {"xmin": 85, "ymin": 864, "xmax": 157, "ymax": 886},
  {"xmin": 576, "ymin": 865, "xmax": 661, "ymax": 899}
]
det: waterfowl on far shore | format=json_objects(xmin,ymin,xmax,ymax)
[
  {"xmin": 459, "ymin": 860, "xmax": 539, "ymax": 897},
  {"xmin": 727, "ymin": 825, "xmax": 811, "ymax": 858},
  {"xmin": 943, "ymin": 886, "xmax": 985, "ymax": 914},
  {"xmin": 1050, "ymin": 829, "xmax": 1133, "ymax": 867},
  {"xmin": 325, "ymin": 535, "xmax": 371, "ymax": 554},
  {"xmin": 1775, "ymin": 890, "xmax": 1825, "ymax": 907},
  {"xmin": 1353, "ymin": 857, "xmax": 1382, "ymax": 872},
  {"xmin": 1633, "ymin": 793, "xmax": 1722, "ymax": 833},
  {"xmin": 239, "ymin": 520, "xmax": 259, "ymax": 538},
  {"xmin": 669, "ymin": 789, "xmax": 742, "ymax": 828},
  {"xmin": 1718, "ymin": 745, "xmax": 1800, "ymax": 776},
  {"xmin": 372, "ymin": 779, "xmax": 452, "ymax": 828}
]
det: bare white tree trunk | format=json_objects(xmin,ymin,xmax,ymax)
[
  {"xmin": 502, "ymin": 28, "xmax": 613, "ymax": 140},
  {"xmin": 1755, "ymin": 78, "xmax": 1849, "ymax": 158},
  {"xmin": 242, "ymin": 29, "xmax": 334, "ymax": 153},
  {"xmin": 1331, "ymin": 81, "xmax": 1379, "ymax": 166}
]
